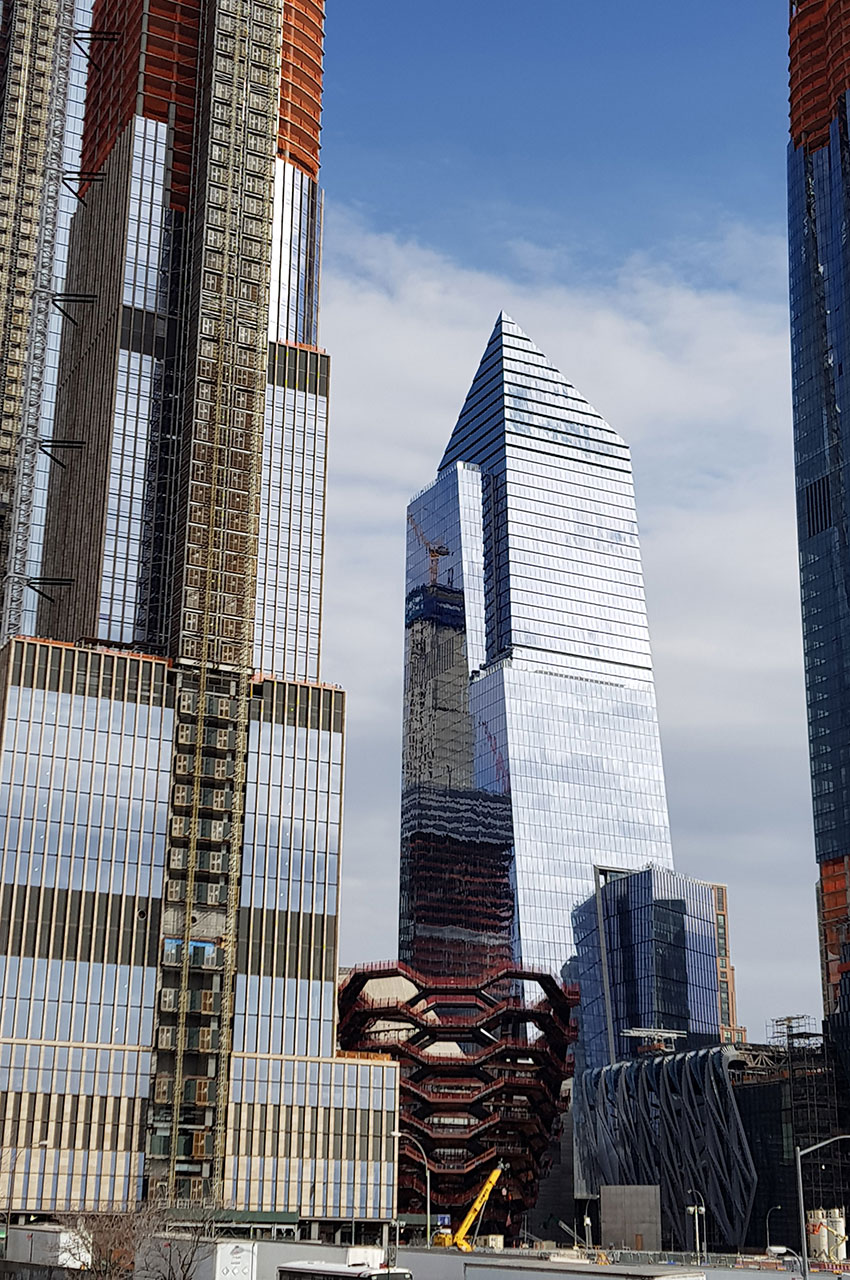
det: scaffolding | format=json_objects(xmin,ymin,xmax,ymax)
[
  {"xmin": 0, "ymin": 0, "xmax": 76, "ymax": 640},
  {"xmin": 768, "ymin": 1016, "xmax": 847, "ymax": 1215},
  {"xmin": 160, "ymin": 0, "xmax": 284, "ymax": 1203}
]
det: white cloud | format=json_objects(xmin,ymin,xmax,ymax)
[{"xmin": 320, "ymin": 207, "xmax": 819, "ymax": 1038}]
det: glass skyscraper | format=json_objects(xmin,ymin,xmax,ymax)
[
  {"xmin": 572, "ymin": 866, "xmax": 721, "ymax": 1074},
  {"xmin": 400, "ymin": 313, "xmax": 674, "ymax": 983},
  {"xmin": 0, "ymin": 0, "xmax": 397, "ymax": 1225},
  {"xmin": 788, "ymin": 0, "xmax": 850, "ymax": 1016}
]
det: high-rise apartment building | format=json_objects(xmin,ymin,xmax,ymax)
[
  {"xmin": 0, "ymin": 0, "xmax": 397, "ymax": 1225},
  {"xmin": 572, "ymin": 866, "xmax": 722, "ymax": 1075},
  {"xmin": 0, "ymin": 0, "xmax": 84, "ymax": 633},
  {"xmin": 788, "ymin": 0, "xmax": 850, "ymax": 1015},
  {"xmin": 400, "ymin": 313, "xmax": 674, "ymax": 982},
  {"xmin": 710, "ymin": 882, "xmax": 746, "ymax": 1044}
]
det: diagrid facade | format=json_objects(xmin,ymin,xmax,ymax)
[
  {"xmin": 400, "ymin": 314, "xmax": 674, "ymax": 982},
  {"xmin": 0, "ymin": 0, "xmax": 397, "ymax": 1222}
]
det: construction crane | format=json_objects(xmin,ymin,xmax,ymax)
[
  {"xmin": 432, "ymin": 1162, "xmax": 506, "ymax": 1252},
  {"xmin": 407, "ymin": 512, "xmax": 449, "ymax": 586}
]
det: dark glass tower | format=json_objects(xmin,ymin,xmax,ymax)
[
  {"xmin": 572, "ymin": 866, "xmax": 722, "ymax": 1074},
  {"xmin": 788, "ymin": 0, "xmax": 850, "ymax": 1016}
]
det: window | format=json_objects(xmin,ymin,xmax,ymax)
[{"xmin": 806, "ymin": 475, "xmax": 833, "ymax": 537}]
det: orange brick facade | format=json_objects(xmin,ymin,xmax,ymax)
[
  {"xmin": 80, "ymin": 0, "xmax": 322, "ymax": 210},
  {"xmin": 790, "ymin": 0, "xmax": 850, "ymax": 150},
  {"xmin": 818, "ymin": 856, "xmax": 850, "ymax": 1012},
  {"xmin": 279, "ymin": 1, "xmax": 323, "ymax": 180}
]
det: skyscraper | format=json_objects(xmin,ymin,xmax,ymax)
[
  {"xmin": 572, "ymin": 866, "xmax": 722, "ymax": 1075},
  {"xmin": 788, "ymin": 0, "xmax": 850, "ymax": 1015},
  {"xmin": 711, "ymin": 882, "xmax": 746, "ymax": 1045},
  {"xmin": 0, "ymin": 0, "xmax": 82, "ymax": 632},
  {"xmin": 0, "ymin": 0, "xmax": 397, "ymax": 1226},
  {"xmin": 350, "ymin": 314, "xmax": 674, "ymax": 1233},
  {"xmin": 400, "ymin": 313, "xmax": 674, "ymax": 982}
]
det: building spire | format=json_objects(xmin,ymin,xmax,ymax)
[{"xmin": 440, "ymin": 312, "xmax": 622, "ymax": 474}]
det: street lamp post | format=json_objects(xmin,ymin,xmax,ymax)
[
  {"xmin": 687, "ymin": 1188, "xmax": 707, "ymax": 1263},
  {"xmin": 766, "ymin": 1205, "xmax": 782, "ymax": 1253},
  {"xmin": 686, "ymin": 1206, "xmax": 702, "ymax": 1262},
  {"xmin": 769, "ymin": 1245, "xmax": 803, "ymax": 1275},
  {"xmin": 392, "ymin": 1130, "xmax": 430, "ymax": 1249},
  {"xmin": 795, "ymin": 1134, "xmax": 850, "ymax": 1280}
]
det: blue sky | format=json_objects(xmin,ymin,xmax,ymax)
[
  {"xmin": 318, "ymin": 2, "xmax": 812, "ymax": 1036},
  {"xmin": 324, "ymin": 0, "xmax": 789, "ymax": 280}
]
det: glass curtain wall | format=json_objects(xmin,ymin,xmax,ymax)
[{"xmin": 400, "ymin": 314, "xmax": 673, "ymax": 982}]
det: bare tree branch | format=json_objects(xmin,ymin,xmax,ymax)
[
  {"xmin": 53, "ymin": 1203, "xmax": 217, "ymax": 1280},
  {"xmin": 138, "ymin": 1206, "xmax": 218, "ymax": 1280}
]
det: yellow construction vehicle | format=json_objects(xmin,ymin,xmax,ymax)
[{"xmin": 432, "ymin": 1162, "xmax": 506, "ymax": 1251}]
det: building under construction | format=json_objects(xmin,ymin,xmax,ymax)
[
  {"xmin": 743, "ymin": 1017, "xmax": 850, "ymax": 1253},
  {"xmin": 0, "ymin": 0, "xmax": 397, "ymax": 1227},
  {"xmin": 576, "ymin": 1015, "xmax": 850, "ymax": 1252}
]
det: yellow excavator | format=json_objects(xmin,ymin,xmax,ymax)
[{"xmin": 432, "ymin": 1162, "xmax": 506, "ymax": 1252}]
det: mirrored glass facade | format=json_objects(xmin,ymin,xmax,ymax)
[
  {"xmin": 0, "ymin": 0, "xmax": 82, "ymax": 633},
  {"xmin": 788, "ymin": 95, "xmax": 850, "ymax": 877},
  {"xmin": 18, "ymin": 0, "xmax": 93, "ymax": 639},
  {"xmin": 572, "ymin": 866, "xmax": 720, "ymax": 1074},
  {"xmin": 0, "ymin": 0, "xmax": 396, "ymax": 1222},
  {"xmin": 787, "ymin": 3, "xmax": 850, "ymax": 1016},
  {"xmin": 0, "ymin": 639, "xmax": 171, "ymax": 1208},
  {"xmin": 400, "ymin": 314, "xmax": 673, "ymax": 983}
]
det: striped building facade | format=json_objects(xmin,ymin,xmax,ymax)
[{"xmin": 0, "ymin": 0, "xmax": 396, "ymax": 1223}]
